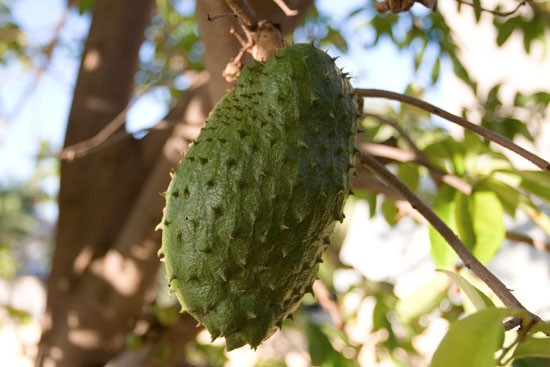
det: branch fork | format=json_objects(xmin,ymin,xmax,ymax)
[{"xmin": 219, "ymin": 0, "xmax": 296, "ymax": 81}]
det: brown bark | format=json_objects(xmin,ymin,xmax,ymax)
[
  {"xmin": 37, "ymin": 0, "xmax": 156, "ymax": 365},
  {"xmin": 38, "ymin": 1, "xmax": 313, "ymax": 366}
]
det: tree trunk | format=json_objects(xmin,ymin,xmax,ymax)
[
  {"xmin": 37, "ymin": 0, "xmax": 156, "ymax": 365},
  {"xmin": 37, "ymin": 1, "xmax": 313, "ymax": 366}
]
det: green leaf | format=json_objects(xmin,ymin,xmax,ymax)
[
  {"xmin": 495, "ymin": 17, "xmax": 520, "ymax": 46},
  {"xmin": 423, "ymin": 139, "xmax": 466, "ymax": 175},
  {"xmin": 470, "ymin": 190, "xmax": 505, "ymax": 264},
  {"xmin": 78, "ymin": 0, "xmax": 95, "ymax": 14},
  {"xmin": 368, "ymin": 14, "xmax": 398, "ymax": 45},
  {"xmin": 514, "ymin": 338, "xmax": 550, "ymax": 360},
  {"xmin": 382, "ymin": 198, "xmax": 399, "ymax": 226},
  {"xmin": 453, "ymin": 190, "xmax": 505, "ymax": 264},
  {"xmin": 454, "ymin": 192, "xmax": 476, "ymax": 250},
  {"xmin": 437, "ymin": 270, "xmax": 495, "ymax": 311},
  {"xmin": 486, "ymin": 84, "xmax": 502, "ymax": 110},
  {"xmin": 522, "ymin": 17, "xmax": 545, "ymax": 54},
  {"xmin": 513, "ymin": 357, "xmax": 550, "ymax": 367},
  {"xmin": 515, "ymin": 91, "xmax": 550, "ymax": 112},
  {"xmin": 372, "ymin": 292, "xmax": 399, "ymax": 349},
  {"xmin": 482, "ymin": 118, "xmax": 534, "ymax": 142},
  {"xmin": 414, "ymin": 40, "xmax": 428, "ymax": 71},
  {"xmin": 473, "ymin": 0, "xmax": 482, "ymax": 22},
  {"xmin": 395, "ymin": 276, "xmax": 449, "ymax": 323},
  {"xmin": 515, "ymin": 171, "xmax": 550, "ymax": 202},
  {"xmin": 306, "ymin": 321, "xmax": 356, "ymax": 367},
  {"xmin": 397, "ymin": 163, "xmax": 419, "ymax": 192},
  {"xmin": 429, "ymin": 185, "xmax": 458, "ymax": 269},
  {"xmin": 519, "ymin": 200, "xmax": 550, "ymax": 238},
  {"xmin": 530, "ymin": 321, "xmax": 550, "ymax": 336},
  {"xmin": 401, "ymin": 84, "xmax": 431, "ymax": 119},
  {"xmin": 324, "ymin": 25, "xmax": 348, "ymax": 53},
  {"xmin": 365, "ymin": 192, "xmax": 378, "ymax": 219},
  {"xmin": 3, "ymin": 305, "xmax": 32, "ymax": 324},
  {"xmin": 431, "ymin": 308, "xmax": 506, "ymax": 367},
  {"xmin": 479, "ymin": 179, "xmax": 519, "ymax": 218},
  {"xmin": 431, "ymin": 57, "xmax": 441, "ymax": 84}
]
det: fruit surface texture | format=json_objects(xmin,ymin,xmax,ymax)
[{"xmin": 159, "ymin": 44, "xmax": 360, "ymax": 350}]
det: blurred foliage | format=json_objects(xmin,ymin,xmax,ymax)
[
  {"xmin": 0, "ymin": 141, "xmax": 57, "ymax": 279},
  {"xmin": 493, "ymin": 3, "xmax": 550, "ymax": 54},
  {"xmin": 0, "ymin": 2, "xmax": 28, "ymax": 65},
  {"xmin": 136, "ymin": 0, "xmax": 204, "ymax": 102}
]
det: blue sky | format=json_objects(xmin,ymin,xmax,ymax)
[{"xmin": 0, "ymin": 0, "xmax": 451, "ymax": 187}]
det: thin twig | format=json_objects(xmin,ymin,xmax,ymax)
[
  {"xmin": 4, "ymin": 5, "xmax": 69, "ymax": 127},
  {"xmin": 356, "ymin": 89, "xmax": 550, "ymax": 173},
  {"xmin": 506, "ymin": 231, "xmax": 550, "ymax": 252},
  {"xmin": 360, "ymin": 143, "xmax": 416, "ymax": 162},
  {"xmin": 363, "ymin": 112, "xmax": 447, "ymax": 187},
  {"xmin": 59, "ymin": 71, "xmax": 200, "ymax": 161},
  {"xmin": 272, "ymin": 0, "xmax": 299, "ymax": 16},
  {"xmin": 363, "ymin": 113, "xmax": 430, "ymax": 165},
  {"xmin": 313, "ymin": 280, "xmax": 344, "ymax": 330},
  {"xmin": 59, "ymin": 87, "xmax": 150, "ymax": 161},
  {"xmin": 362, "ymin": 113, "xmax": 472, "ymax": 193},
  {"xmin": 225, "ymin": 0, "xmax": 258, "ymax": 30},
  {"xmin": 358, "ymin": 142, "xmax": 473, "ymax": 194},
  {"xmin": 207, "ymin": 13, "xmax": 238, "ymax": 22},
  {"xmin": 457, "ymin": 0, "xmax": 526, "ymax": 17},
  {"xmin": 360, "ymin": 152, "xmax": 541, "ymax": 322}
]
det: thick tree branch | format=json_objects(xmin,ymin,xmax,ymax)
[
  {"xmin": 357, "ymin": 89, "xmax": 550, "ymax": 173},
  {"xmin": 360, "ymin": 152, "xmax": 541, "ymax": 322}
]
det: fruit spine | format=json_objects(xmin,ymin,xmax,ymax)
[{"xmin": 158, "ymin": 44, "xmax": 360, "ymax": 350}]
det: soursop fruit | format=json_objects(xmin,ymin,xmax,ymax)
[{"xmin": 158, "ymin": 43, "xmax": 360, "ymax": 350}]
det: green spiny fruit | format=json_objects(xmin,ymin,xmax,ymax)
[{"xmin": 158, "ymin": 44, "xmax": 360, "ymax": 350}]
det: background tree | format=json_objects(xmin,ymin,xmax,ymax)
[{"xmin": 0, "ymin": 0, "xmax": 549, "ymax": 366}]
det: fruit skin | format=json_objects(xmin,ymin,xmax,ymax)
[{"xmin": 158, "ymin": 44, "xmax": 360, "ymax": 350}]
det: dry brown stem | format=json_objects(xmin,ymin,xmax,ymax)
[{"xmin": 222, "ymin": 0, "xmax": 286, "ymax": 81}]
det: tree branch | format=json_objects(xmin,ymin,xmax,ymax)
[
  {"xmin": 225, "ymin": 0, "xmax": 258, "ymax": 30},
  {"xmin": 360, "ymin": 152, "xmax": 541, "ymax": 322},
  {"xmin": 363, "ymin": 113, "xmax": 432, "ymax": 167},
  {"xmin": 357, "ymin": 89, "xmax": 550, "ymax": 173},
  {"xmin": 273, "ymin": 0, "xmax": 299, "ymax": 16},
  {"xmin": 456, "ymin": 0, "xmax": 526, "ymax": 17},
  {"xmin": 312, "ymin": 280, "xmax": 344, "ymax": 330},
  {"xmin": 358, "ymin": 141, "xmax": 473, "ymax": 194},
  {"xmin": 506, "ymin": 231, "xmax": 550, "ymax": 252},
  {"xmin": 58, "ymin": 71, "xmax": 205, "ymax": 161},
  {"xmin": 374, "ymin": 0, "xmax": 437, "ymax": 13}
]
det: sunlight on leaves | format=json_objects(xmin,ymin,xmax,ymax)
[
  {"xmin": 431, "ymin": 308, "xmax": 505, "ymax": 367},
  {"xmin": 437, "ymin": 269, "xmax": 495, "ymax": 311}
]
